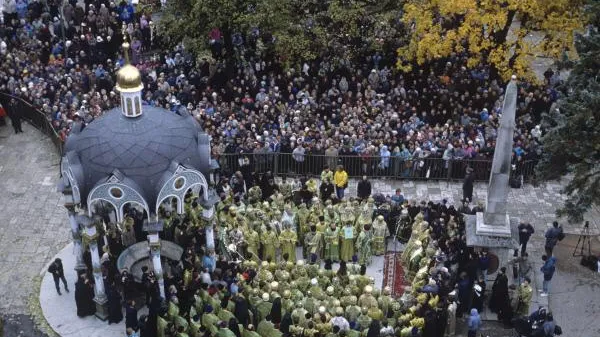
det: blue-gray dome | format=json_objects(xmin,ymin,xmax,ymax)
[{"xmin": 63, "ymin": 105, "xmax": 211, "ymax": 210}]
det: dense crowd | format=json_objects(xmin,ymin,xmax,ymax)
[
  {"xmin": 0, "ymin": 0, "xmax": 557, "ymax": 182},
  {"xmin": 52, "ymin": 167, "xmax": 563, "ymax": 337},
  {"xmin": 1, "ymin": 2, "xmax": 567, "ymax": 337}
]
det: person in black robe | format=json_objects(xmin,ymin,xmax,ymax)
[
  {"xmin": 280, "ymin": 312, "xmax": 293, "ymax": 335},
  {"xmin": 422, "ymin": 309, "xmax": 438, "ymax": 337},
  {"xmin": 107, "ymin": 283, "xmax": 123, "ymax": 324},
  {"xmin": 366, "ymin": 319, "xmax": 381, "ymax": 337},
  {"xmin": 435, "ymin": 303, "xmax": 448, "ymax": 337},
  {"xmin": 229, "ymin": 318, "xmax": 242, "ymax": 337},
  {"xmin": 489, "ymin": 267, "xmax": 508, "ymax": 313},
  {"xmin": 471, "ymin": 275, "xmax": 486, "ymax": 313},
  {"xmin": 125, "ymin": 300, "xmax": 139, "ymax": 331},
  {"xmin": 269, "ymin": 297, "xmax": 283, "ymax": 326},
  {"xmin": 75, "ymin": 274, "xmax": 96, "ymax": 317},
  {"xmin": 233, "ymin": 295, "xmax": 250, "ymax": 327}
]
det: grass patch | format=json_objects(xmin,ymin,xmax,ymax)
[{"xmin": 27, "ymin": 276, "xmax": 59, "ymax": 337}]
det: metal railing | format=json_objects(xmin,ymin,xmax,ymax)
[
  {"xmin": 0, "ymin": 92, "xmax": 64, "ymax": 156},
  {"xmin": 213, "ymin": 152, "xmax": 538, "ymax": 182}
]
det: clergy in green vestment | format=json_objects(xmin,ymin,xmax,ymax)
[
  {"xmin": 324, "ymin": 223, "xmax": 340, "ymax": 262},
  {"xmin": 261, "ymin": 226, "xmax": 279, "ymax": 262},
  {"xmin": 340, "ymin": 222, "xmax": 355, "ymax": 262}
]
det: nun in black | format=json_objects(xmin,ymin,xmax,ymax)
[
  {"xmin": 280, "ymin": 312, "xmax": 293, "ymax": 335},
  {"xmin": 269, "ymin": 297, "xmax": 283, "ymax": 326},
  {"xmin": 229, "ymin": 318, "xmax": 242, "ymax": 337},
  {"xmin": 233, "ymin": 295, "xmax": 251, "ymax": 327},
  {"xmin": 366, "ymin": 320, "xmax": 381, "ymax": 337},
  {"xmin": 106, "ymin": 284, "xmax": 123, "ymax": 324}
]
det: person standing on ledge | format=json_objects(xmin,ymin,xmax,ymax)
[
  {"xmin": 6, "ymin": 98, "xmax": 23, "ymax": 134},
  {"xmin": 462, "ymin": 167, "xmax": 474, "ymax": 202},
  {"xmin": 47, "ymin": 258, "xmax": 69, "ymax": 295},
  {"xmin": 357, "ymin": 175, "xmax": 372, "ymax": 201},
  {"xmin": 334, "ymin": 165, "xmax": 348, "ymax": 200}
]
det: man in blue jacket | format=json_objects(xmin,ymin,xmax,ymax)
[{"xmin": 540, "ymin": 255, "xmax": 557, "ymax": 297}]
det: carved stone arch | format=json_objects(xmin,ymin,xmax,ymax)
[
  {"xmin": 155, "ymin": 166, "xmax": 209, "ymax": 216},
  {"xmin": 88, "ymin": 179, "xmax": 150, "ymax": 222}
]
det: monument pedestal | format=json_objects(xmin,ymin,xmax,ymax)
[
  {"xmin": 466, "ymin": 212, "xmax": 519, "ymax": 271},
  {"xmin": 94, "ymin": 297, "xmax": 109, "ymax": 321}
]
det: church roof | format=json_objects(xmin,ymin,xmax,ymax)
[{"xmin": 63, "ymin": 106, "xmax": 210, "ymax": 209}]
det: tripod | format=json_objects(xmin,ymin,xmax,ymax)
[{"xmin": 573, "ymin": 221, "xmax": 592, "ymax": 257}]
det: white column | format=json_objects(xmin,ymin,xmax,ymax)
[
  {"xmin": 86, "ymin": 225, "xmax": 106, "ymax": 302},
  {"xmin": 202, "ymin": 205, "xmax": 216, "ymax": 250},
  {"xmin": 67, "ymin": 208, "xmax": 86, "ymax": 271},
  {"xmin": 83, "ymin": 223, "xmax": 109, "ymax": 320},
  {"xmin": 148, "ymin": 233, "xmax": 165, "ymax": 299},
  {"xmin": 205, "ymin": 222, "xmax": 215, "ymax": 250}
]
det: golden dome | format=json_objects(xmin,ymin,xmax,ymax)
[
  {"xmin": 116, "ymin": 64, "xmax": 142, "ymax": 92},
  {"xmin": 116, "ymin": 42, "xmax": 143, "ymax": 93}
]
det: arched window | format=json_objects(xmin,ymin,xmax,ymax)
[
  {"xmin": 126, "ymin": 98, "xmax": 133, "ymax": 116},
  {"xmin": 134, "ymin": 97, "xmax": 141, "ymax": 116}
]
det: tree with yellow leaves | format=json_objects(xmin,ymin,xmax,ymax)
[{"xmin": 396, "ymin": 0, "xmax": 586, "ymax": 81}]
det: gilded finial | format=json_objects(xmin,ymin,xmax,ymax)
[{"xmin": 122, "ymin": 42, "xmax": 131, "ymax": 65}]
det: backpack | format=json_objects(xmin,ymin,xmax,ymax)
[
  {"xmin": 554, "ymin": 325, "xmax": 562, "ymax": 335},
  {"xmin": 557, "ymin": 230, "xmax": 565, "ymax": 241}
]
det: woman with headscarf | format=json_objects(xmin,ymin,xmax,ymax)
[
  {"xmin": 269, "ymin": 297, "xmax": 283, "ymax": 326},
  {"xmin": 234, "ymin": 295, "xmax": 250, "ymax": 327},
  {"xmin": 366, "ymin": 319, "xmax": 381, "ymax": 337}
]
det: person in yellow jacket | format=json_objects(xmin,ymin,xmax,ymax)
[{"xmin": 333, "ymin": 165, "xmax": 348, "ymax": 200}]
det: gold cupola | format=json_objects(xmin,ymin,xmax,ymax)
[
  {"xmin": 116, "ymin": 42, "xmax": 143, "ymax": 118},
  {"xmin": 116, "ymin": 43, "xmax": 143, "ymax": 93}
]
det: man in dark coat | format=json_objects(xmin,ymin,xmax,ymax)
[
  {"xmin": 544, "ymin": 221, "xmax": 563, "ymax": 256},
  {"xmin": 48, "ymin": 258, "xmax": 69, "ymax": 295},
  {"xmin": 6, "ymin": 98, "xmax": 23, "ymax": 134},
  {"xmin": 462, "ymin": 167, "xmax": 474, "ymax": 202},
  {"xmin": 518, "ymin": 222, "xmax": 535, "ymax": 257},
  {"xmin": 357, "ymin": 175, "xmax": 372, "ymax": 200},
  {"xmin": 319, "ymin": 177, "xmax": 335, "ymax": 201}
]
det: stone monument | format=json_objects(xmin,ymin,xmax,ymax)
[{"xmin": 466, "ymin": 76, "xmax": 519, "ymax": 269}]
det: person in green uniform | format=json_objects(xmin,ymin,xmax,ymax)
[
  {"xmin": 215, "ymin": 320, "xmax": 237, "ymax": 337},
  {"xmin": 279, "ymin": 222, "xmax": 298, "ymax": 261},
  {"xmin": 516, "ymin": 277, "xmax": 533, "ymax": 316},
  {"xmin": 242, "ymin": 325, "xmax": 261, "ymax": 337},
  {"xmin": 202, "ymin": 305, "xmax": 220, "ymax": 336},
  {"xmin": 356, "ymin": 225, "xmax": 373, "ymax": 266},
  {"xmin": 340, "ymin": 222, "xmax": 355, "ymax": 262},
  {"xmin": 324, "ymin": 222, "xmax": 340, "ymax": 262},
  {"xmin": 256, "ymin": 293, "xmax": 273, "ymax": 323},
  {"xmin": 245, "ymin": 224, "xmax": 260, "ymax": 261},
  {"xmin": 261, "ymin": 226, "xmax": 279, "ymax": 262}
]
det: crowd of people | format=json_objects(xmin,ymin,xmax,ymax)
[
  {"xmin": 60, "ymin": 168, "xmax": 563, "ymax": 337},
  {"xmin": 0, "ymin": 0, "xmax": 557, "ymax": 182},
  {"xmin": 3, "ymin": 1, "xmax": 565, "ymax": 337}
]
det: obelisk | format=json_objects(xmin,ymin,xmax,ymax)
[{"xmin": 466, "ymin": 76, "xmax": 518, "ymax": 268}]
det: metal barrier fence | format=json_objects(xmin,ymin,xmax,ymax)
[
  {"xmin": 0, "ymin": 92, "xmax": 64, "ymax": 156},
  {"xmin": 213, "ymin": 152, "xmax": 538, "ymax": 182}
]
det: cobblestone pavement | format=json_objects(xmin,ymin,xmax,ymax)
[
  {"xmin": 0, "ymin": 123, "xmax": 69, "ymax": 316},
  {"xmin": 1, "ymin": 124, "xmax": 599, "ymax": 336}
]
